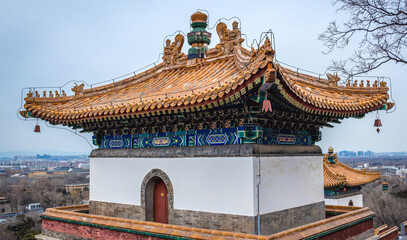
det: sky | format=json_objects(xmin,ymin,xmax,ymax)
[{"xmin": 0, "ymin": 0, "xmax": 405, "ymax": 156}]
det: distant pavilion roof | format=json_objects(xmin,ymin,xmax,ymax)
[{"xmin": 323, "ymin": 153, "xmax": 381, "ymax": 188}]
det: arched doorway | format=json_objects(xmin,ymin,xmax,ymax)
[
  {"xmin": 141, "ymin": 169, "xmax": 173, "ymax": 224},
  {"xmin": 348, "ymin": 200, "xmax": 354, "ymax": 206},
  {"xmin": 153, "ymin": 179, "xmax": 168, "ymax": 223}
]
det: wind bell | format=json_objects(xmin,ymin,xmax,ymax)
[
  {"xmin": 374, "ymin": 111, "xmax": 382, "ymax": 133},
  {"xmin": 34, "ymin": 119, "xmax": 40, "ymax": 133}
]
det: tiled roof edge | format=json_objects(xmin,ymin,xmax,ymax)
[{"xmin": 267, "ymin": 207, "xmax": 374, "ymax": 239}]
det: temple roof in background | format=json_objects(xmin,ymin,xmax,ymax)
[{"xmin": 323, "ymin": 153, "xmax": 381, "ymax": 188}]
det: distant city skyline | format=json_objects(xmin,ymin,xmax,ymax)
[{"xmin": 1, "ymin": 0, "xmax": 406, "ymax": 153}]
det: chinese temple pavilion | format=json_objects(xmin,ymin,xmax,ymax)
[
  {"xmin": 323, "ymin": 147, "xmax": 381, "ymax": 208},
  {"xmin": 22, "ymin": 11, "xmax": 394, "ymax": 238}
]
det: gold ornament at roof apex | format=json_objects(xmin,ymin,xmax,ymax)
[
  {"xmin": 191, "ymin": 11, "xmax": 208, "ymax": 23},
  {"xmin": 328, "ymin": 146, "xmax": 334, "ymax": 154}
]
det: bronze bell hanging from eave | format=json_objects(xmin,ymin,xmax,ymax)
[
  {"xmin": 374, "ymin": 116, "xmax": 382, "ymax": 133},
  {"xmin": 34, "ymin": 119, "xmax": 40, "ymax": 133},
  {"xmin": 34, "ymin": 124, "xmax": 40, "ymax": 133}
]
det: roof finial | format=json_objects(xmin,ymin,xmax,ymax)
[{"xmin": 187, "ymin": 11, "xmax": 211, "ymax": 61}]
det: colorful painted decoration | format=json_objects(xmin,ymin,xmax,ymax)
[{"xmin": 96, "ymin": 127, "xmax": 313, "ymax": 149}]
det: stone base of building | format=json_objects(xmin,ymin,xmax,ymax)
[
  {"xmin": 89, "ymin": 200, "xmax": 325, "ymax": 235},
  {"xmin": 256, "ymin": 201, "xmax": 325, "ymax": 235}
]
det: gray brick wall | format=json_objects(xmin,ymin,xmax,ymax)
[{"xmin": 89, "ymin": 200, "xmax": 325, "ymax": 235}]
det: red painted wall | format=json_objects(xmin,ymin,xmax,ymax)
[
  {"xmin": 42, "ymin": 219, "xmax": 164, "ymax": 240},
  {"xmin": 316, "ymin": 219, "xmax": 374, "ymax": 240},
  {"xmin": 380, "ymin": 231, "xmax": 399, "ymax": 240}
]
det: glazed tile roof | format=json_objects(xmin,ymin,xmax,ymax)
[
  {"xmin": 20, "ymin": 21, "xmax": 393, "ymax": 125},
  {"xmin": 22, "ymin": 42, "xmax": 270, "ymax": 124},
  {"xmin": 323, "ymin": 153, "xmax": 381, "ymax": 188},
  {"xmin": 278, "ymin": 67, "xmax": 392, "ymax": 116}
]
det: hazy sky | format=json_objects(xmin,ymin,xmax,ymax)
[{"xmin": 0, "ymin": 0, "xmax": 405, "ymax": 156}]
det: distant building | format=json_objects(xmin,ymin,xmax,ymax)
[
  {"xmin": 50, "ymin": 167, "xmax": 89, "ymax": 175},
  {"xmin": 27, "ymin": 170, "xmax": 48, "ymax": 178},
  {"xmin": 0, "ymin": 197, "xmax": 12, "ymax": 215},
  {"xmin": 25, "ymin": 203, "xmax": 44, "ymax": 213},
  {"xmin": 324, "ymin": 147, "xmax": 381, "ymax": 207},
  {"xmin": 357, "ymin": 151, "xmax": 364, "ymax": 157},
  {"xmin": 379, "ymin": 166, "xmax": 398, "ymax": 176},
  {"xmin": 338, "ymin": 150, "xmax": 357, "ymax": 157},
  {"xmin": 0, "ymin": 169, "xmax": 8, "ymax": 178},
  {"xmin": 78, "ymin": 163, "xmax": 90, "ymax": 169},
  {"xmin": 64, "ymin": 183, "xmax": 89, "ymax": 193},
  {"xmin": 364, "ymin": 151, "xmax": 373, "ymax": 157}
]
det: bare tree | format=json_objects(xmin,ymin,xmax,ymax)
[
  {"xmin": 43, "ymin": 191, "xmax": 64, "ymax": 208},
  {"xmin": 8, "ymin": 181, "xmax": 26, "ymax": 212},
  {"xmin": 362, "ymin": 176, "xmax": 407, "ymax": 227},
  {"xmin": 319, "ymin": 0, "xmax": 407, "ymax": 76}
]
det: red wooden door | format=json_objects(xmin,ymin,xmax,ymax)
[{"xmin": 153, "ymin": 179, "xmax": 168, "ymax": 223}]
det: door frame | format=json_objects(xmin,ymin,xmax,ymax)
[{"xmin": 141, "ymin": 169, "xmax": 174, "ymax": 222}]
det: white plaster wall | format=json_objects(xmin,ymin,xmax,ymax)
[
  {"xmin": 254, "ymin": 155, "xmax": 324, "ymax": 215},
  {"xmin": 324, "ymin": 193, "xmax": 363, "ymax": 207},
  {"xmin": 90, "ymin": 157, "xmax": 255, "ymax": 216}
]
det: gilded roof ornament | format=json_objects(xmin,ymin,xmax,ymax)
[
  {"xmin": 380, "ymin": 81, "xmax": 387, "ymax": 87},
  {"xmin": 72, "ymin": 83, "xmax": 85, "ymax": 97},
  {"xmin": 163, "ymin": 34, "xmax": 185, "ymax": 68},
  {"xmin": 250, "ymin": 36, "xmax": 274, "ymax": 63},
  {"xmin": 215, "ymin": 21, "xmax": 244, "ymax": 56},
  {"xmin": 326, "ymin": 72, "xmax": 340, "ymax": 87}
]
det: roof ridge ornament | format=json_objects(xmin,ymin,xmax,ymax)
[
  {"xmin": 163, "ymin": 34, "xmax": 185, "ymax": 68},
  {"xmin": 215, "ymin": 21, "xmax": 244, "ymax": 56},
  {"xmin": 250, "ymin": 37, "xmax": 274, "ymax": 63},
  {"xmin": 326, "ymin": 72, "xmax": 340, "ymax": 87},
  {"xmin": 187, "ymin": 11, "xmax": 211, "ymax": 63},
  {"xmin": 72, "ymin": 83, "xmax": 84, "ymax": 97}
]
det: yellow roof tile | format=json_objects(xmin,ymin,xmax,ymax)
[{"xmin": 323, "ymin": 153, "xmax": 381, "ymax": 188}]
